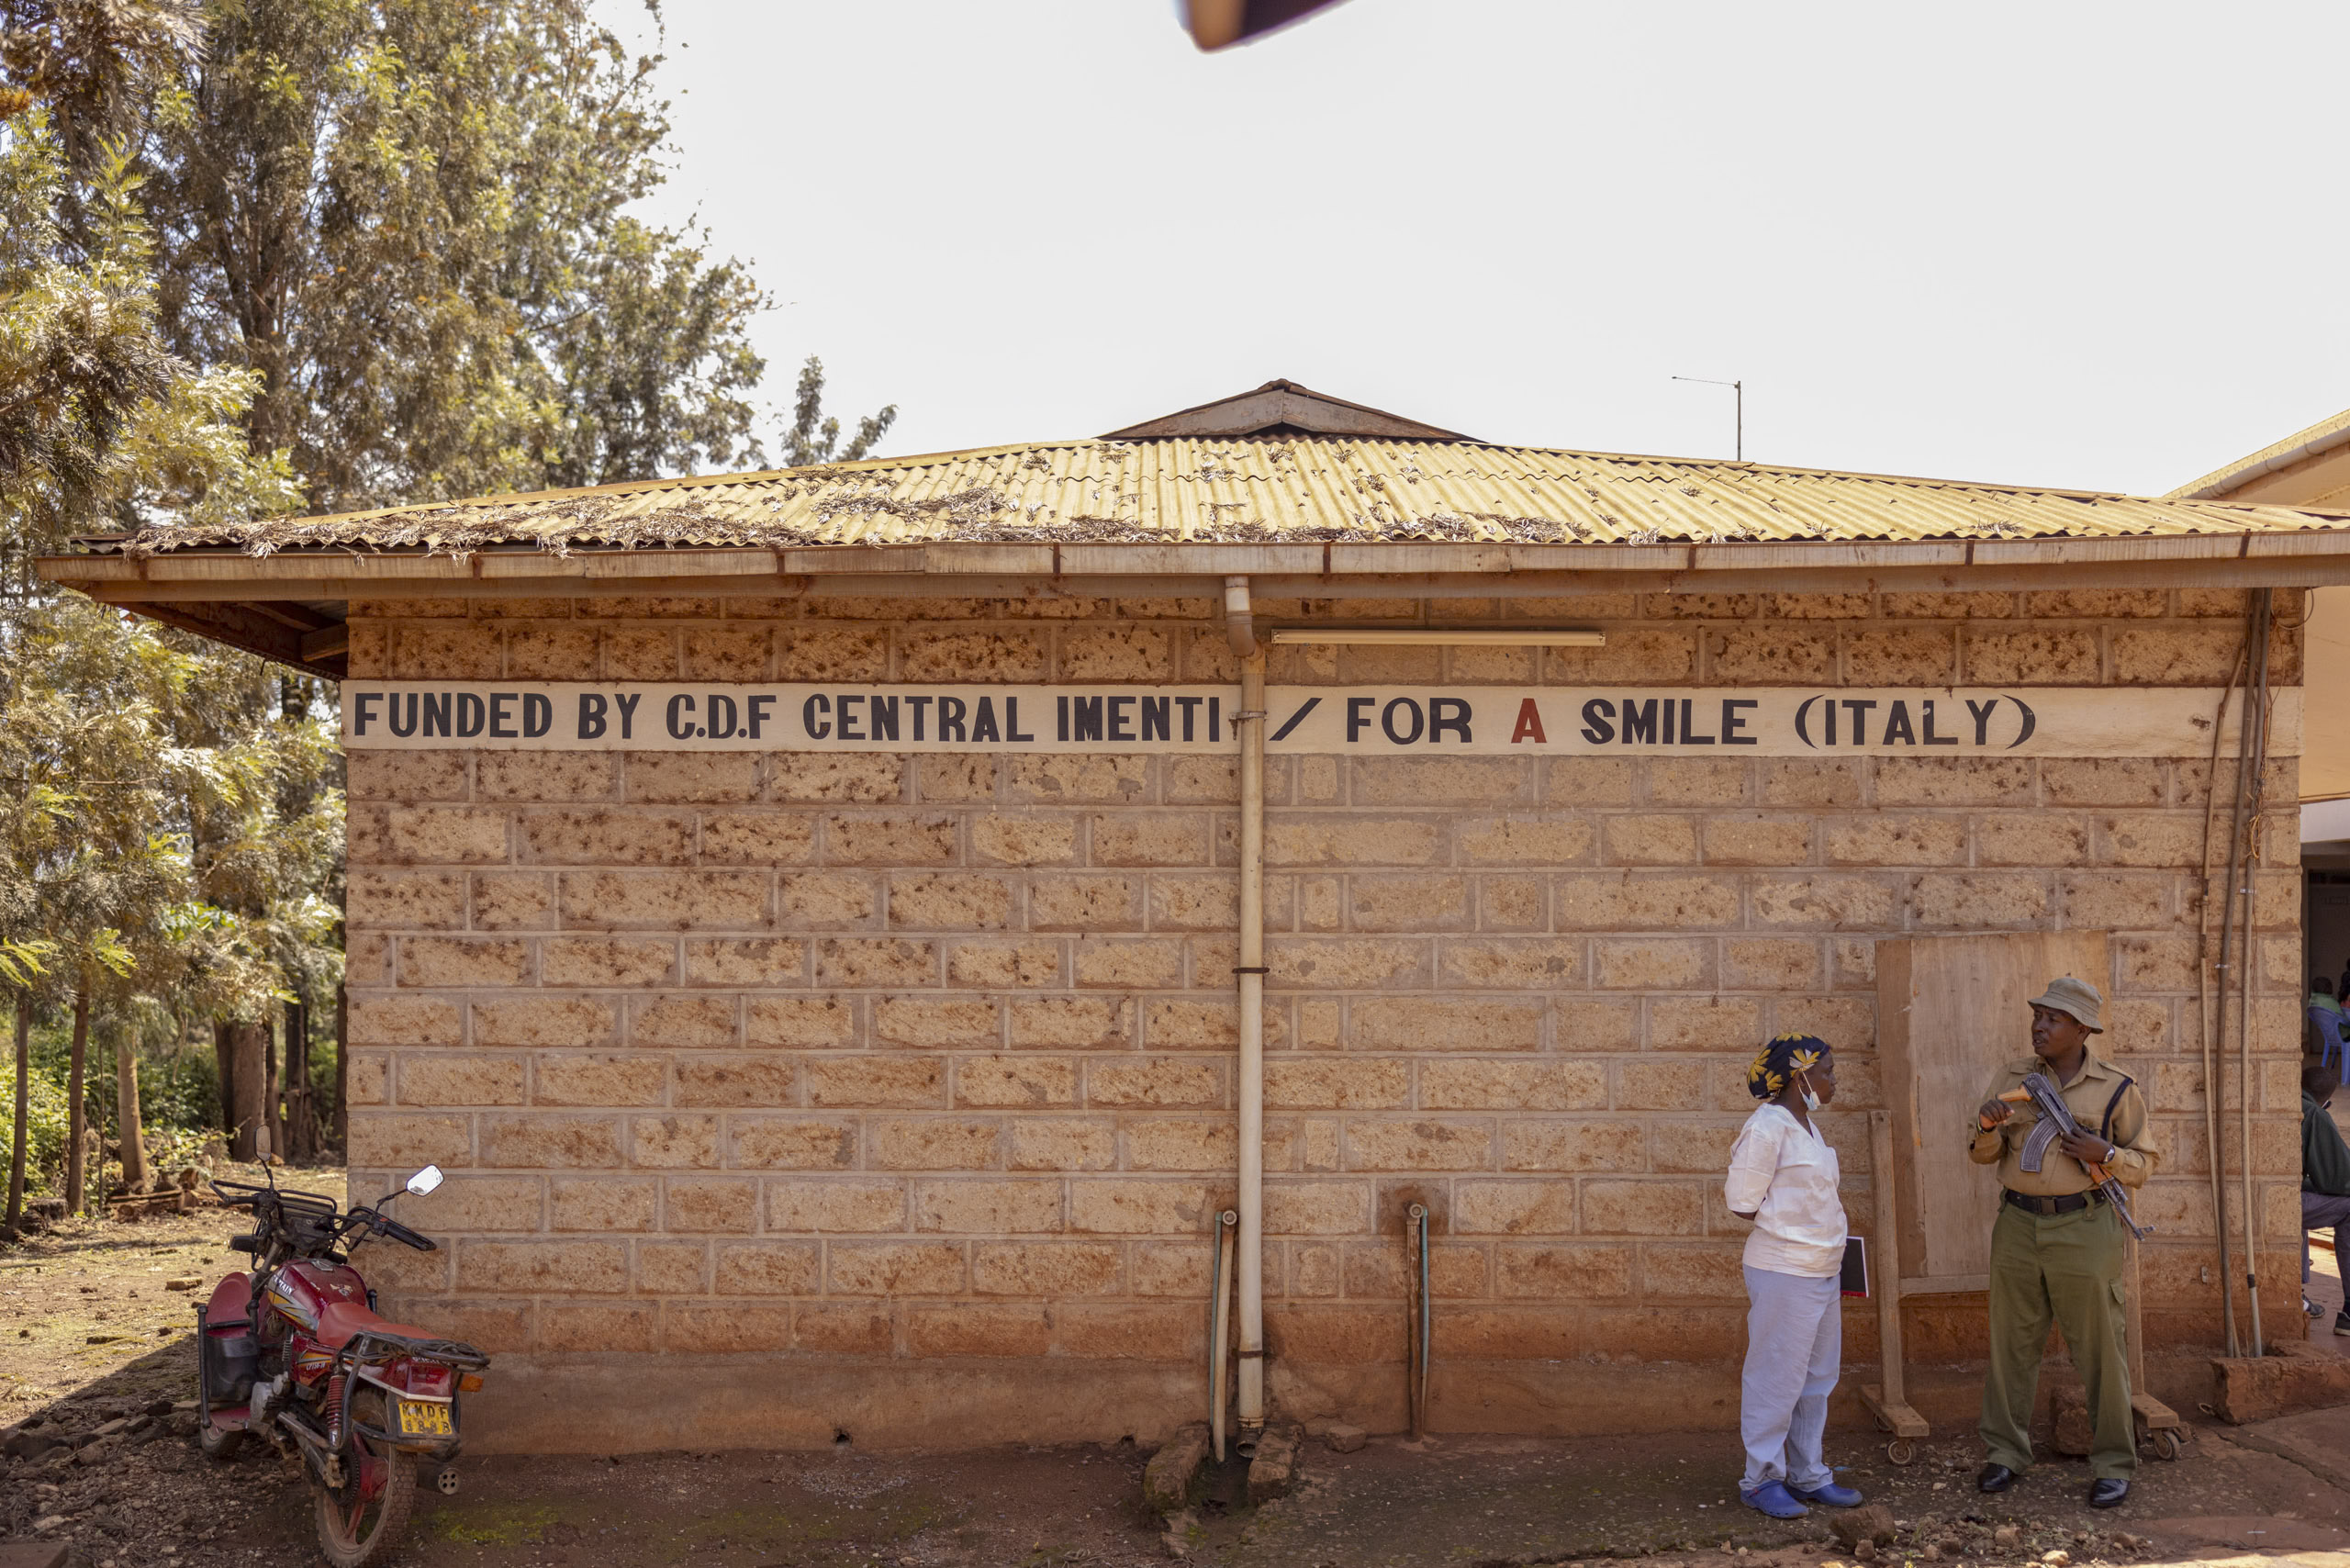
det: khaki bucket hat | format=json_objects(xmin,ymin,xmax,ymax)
[{"xmin": 2028, "ymin": 976, "xmax": 2104, "ymax": 1032}]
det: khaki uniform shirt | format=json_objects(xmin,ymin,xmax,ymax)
[{"xmin": 1965, "ymin": 1049, "xmax": 2158, "ymax": 1195}]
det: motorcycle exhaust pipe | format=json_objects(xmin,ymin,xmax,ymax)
[{"xmin": 436, "ymin": 1465, "xmax": 461, "ymax": 1495}]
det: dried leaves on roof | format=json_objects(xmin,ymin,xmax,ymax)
[{"xmin": 116, "ymin": 437, "xmax": 2350, "ymax": 559}]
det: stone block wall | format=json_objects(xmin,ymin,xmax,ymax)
[{"xmin": 341, "ymin": 587, "xmax": 2303, "ymax": 1443}]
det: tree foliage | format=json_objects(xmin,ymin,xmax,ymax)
[
  {"xmin": 126, "ymin": 0, "xmax": 890, "ymax": 510},
  {"xmin": 0, "ymin": 109, "xmax": 296, "ymax": 580},
  {"xmin": 0, "ymin": 590, "xmax": 344, "ymax": 1204},
  {"xmin": 0, "ymin": 0, "xmax": 896, "ymax": 1209},
  {"xmin": 0, "ymin": 108, "xmax": 328, "ymax": 1214},
  {"xmin": 785, "ymin": 355, "xmax": 896, "ymax": 469}
]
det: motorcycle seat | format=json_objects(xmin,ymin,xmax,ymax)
[{"xmin": 314, "ymin": 1299, "xmax": 444, "ymax": 1351}]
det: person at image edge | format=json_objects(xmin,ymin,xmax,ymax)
[{"xmin": 1725, "ymin": 1033, "xmax": 1863, "ymax": 1519}]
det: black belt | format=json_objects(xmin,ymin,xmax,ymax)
[{"xmin": 2003, "ymin": 1188, "xmax": 2102, "ymax": 1216}]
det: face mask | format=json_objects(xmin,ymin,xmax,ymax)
[{"xmin": 1797, "ymin": 1073, "xmax": 1822, "ymax": 1113}]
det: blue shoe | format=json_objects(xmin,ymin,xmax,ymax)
[
  {"xmin": 1789, "ymin": 1481, "xmax": 1864, "ymax": 1508},
  {"xmin": 1740, "ymin": 1481, "xmax": 1809, "ymax": 1519}
]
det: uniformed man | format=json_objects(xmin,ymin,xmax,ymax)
[{"xmin": 1969, "ymin": 976, "xmax": 2157, "ymax": 1509}]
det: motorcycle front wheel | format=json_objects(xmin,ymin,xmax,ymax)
[{"xmin": 314, "ymin": 1388, "xmax": 416, "ymax": 1568}]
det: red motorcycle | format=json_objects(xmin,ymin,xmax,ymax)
[{"xmin": 196, "ymin": 1163, "xmax": 488, "ymax": 1567}]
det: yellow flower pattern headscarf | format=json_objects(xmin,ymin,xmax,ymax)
[{"xmin": 1746, "ymin": 1033, "xmax": 1829, "ymax": 1101}]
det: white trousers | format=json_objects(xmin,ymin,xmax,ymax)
[{"xmin": 1740, "ymin": 1264, "xmax": 1841, "ymax": 1493}]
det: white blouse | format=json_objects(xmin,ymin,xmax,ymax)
[{"xmin": 1723, "ymin": 1103, "xmax": 1847, "ymax": 1280}]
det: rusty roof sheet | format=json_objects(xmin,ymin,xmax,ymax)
[{"xmin": 115, "ymin": 437, "xmax": 2350, "ymax": 559}]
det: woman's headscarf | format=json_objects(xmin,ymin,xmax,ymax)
[{"xmin": 1746, "ymin": 1033, "xmax": 1829, "ymax": 1101}]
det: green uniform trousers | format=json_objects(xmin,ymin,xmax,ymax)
[{"xmin": 1979, "ymin": 1201, "xmax": 2135, "ymax": 1480}]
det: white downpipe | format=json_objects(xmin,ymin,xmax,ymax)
[{"xmin": 1225, "ymin": 577, "xmax": 1268, "ymax": 1442}]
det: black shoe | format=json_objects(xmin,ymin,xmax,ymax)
[
  {"xmin": 1977, "ymin": 1463, "xmax": 2017, "ymax": 1493},
  {"xmin": 2088, "ymin": 1478, "xmax": 2130, "ymax": 1508},
  {"xmin": 2334, "ymin": 1312, "xmax": 2350, "ymax": 1337}
]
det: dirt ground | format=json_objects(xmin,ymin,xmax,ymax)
[
  {"xmin": 0, "ymin": 1162, "xmax": 349, "ymax": 1408},
  {"xmin": 11, "ymin": 1181, "xmax": 2350, "ymax": 1568}
]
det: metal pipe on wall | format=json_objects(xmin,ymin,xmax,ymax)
[
  {"xmin": 2196, "ymin": 640, "xmax": 2252, "ymax": 1358},
  {"xmin": 1226, "ymin": 578, "xmax": 1270, "ymax": 1449},
  {"xmin": 1209, "ymin": 1209, "xmax": 1237, "ymax": 1462},
  {"xmin": 1400, "ymin": 1213, "xmax": 1419, "ymax": 1439},
  {"xmin": 2213, "ymin": 715, "xmax": 2251, "ymax": 1354},
  {"xmin": 2233, "ymin": 588, "xmax": 2276, "ymax": 1354}
]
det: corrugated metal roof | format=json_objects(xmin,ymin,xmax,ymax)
[{"xmin": 118, "ymin": 436, "xmax": 2350, "ymax": 559}]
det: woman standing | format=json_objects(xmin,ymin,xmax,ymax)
[{"xmin": 1725, "ymin": 1033, "xmax": 1863, "ymax": 1518}]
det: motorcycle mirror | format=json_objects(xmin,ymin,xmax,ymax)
[{"xmin": 405, "ymin": 1165, "xmax": 444, "ymax": 1197}]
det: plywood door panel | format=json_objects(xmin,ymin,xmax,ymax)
[{"xmin": 1876, "ymin": 932, "xmax": 2110, "ymax": 1287}]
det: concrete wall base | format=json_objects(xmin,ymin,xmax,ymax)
[
  {"xmin": 461, "ymin": 1350, "xmax": 2229, "ymax": 1455},
  {"xmin": 465, "ymin": 1355, "xmax": 1204, "ymax": 1454}
]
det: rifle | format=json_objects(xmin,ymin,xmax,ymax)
[{"xmin": 1998, "ymin": 1074, "xmax": 2150, "ymax": 1239}]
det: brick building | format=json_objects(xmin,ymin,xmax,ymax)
[{"xmin": 39, "ymin": 381, "xmax": 2350, "ymax": 1451}]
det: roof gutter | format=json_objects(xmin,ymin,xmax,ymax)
[
  {"xmin": 46, "ymin": 557, "xmax": 2350, "ymax": 608},
  {"xmin": 43, "ymin": 529, "xmax": 2350, "ymax": 587}
]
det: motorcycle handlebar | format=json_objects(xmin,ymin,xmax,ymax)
[
  {"xmin": 378, "ymin": 1216, "xmax": 438, "ymax": 1252},
  {"xmin": 335, "ymin": 1205, "xmax": 440, "ymax": 1252},
  {"xmin": 211, "ymin": 1182, "xmax": 443, "ymax": 1258}
]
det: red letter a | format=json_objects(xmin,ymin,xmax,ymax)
[{"xmin": 1510, "ymin": 698, "xmax": 1547, "ymax": 745}]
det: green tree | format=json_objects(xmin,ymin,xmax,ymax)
[
  {"xmin": 0, "ymin": 592, "xmax": 341, "ymax": 1198},
  {"xmin": 0, "ymin": 0, "xmax": 199, "ymax": 222},
  {"xmin": 783, "ymin": 356, "xmax": 897, "ymax": 469},
  {"xmin": 124, "ymin": 0, "xmax": 891, "ymax": 510},
  {"xmin": 6, "ymin": 2, "xmax": 899, "ymax": 510},
  {"xmin": 0, "ymin": 108, "xmax": 312, "ymax": 1216},
  {"xmin": 0, "ymin": 2, "xmax": 898, "ymax": 1211},
  {"xmin": 0, "ymin": 106, "xmax": 296, "ymax": 569}
]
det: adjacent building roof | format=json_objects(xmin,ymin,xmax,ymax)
[
  {"xmin": 2169, "ymin": 404, "xmax": 2350, "ymax": 510},
  {"xmin": 2172, "ymin": 403, "xmax": 2350, "ymax": 806}
]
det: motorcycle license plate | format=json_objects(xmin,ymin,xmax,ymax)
[{"xmin": 397, "ymin": 1399, "xmax": 452, "ymax": 1437}]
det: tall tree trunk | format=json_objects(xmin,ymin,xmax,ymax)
[
  {"xmin": 228, "ymin": 1019, "xmax": 266, "ymax": 1161},
  {"xmin": 285, "ymin": 995, "xmax": 312, "ymax": 1163},
  {"xmin": 213, "ymin": 1019, "xmax": 236, "ymax": 1144},
  {"xmin": 6, "ymin": 998, "xmax": 28, "ymax": 1230},
  {"xmin": 262, "ymin": 1005, "xmax": 283, "ymax": 1158},
  {"xmin": 64, "ymin": 981, "xmax": 90, "ymax": 1214},
  {"xmin": 117, "ymin": 1034, "xmax": 148, "ymax": 1193},
  {"xmin": 332, "ymin": 984, "xmax": 348, "ymax": 1148}
]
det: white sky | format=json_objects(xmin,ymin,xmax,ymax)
[{"xmin": 634, "ymin": 1, "xmax": 2350, "ymax": 497}]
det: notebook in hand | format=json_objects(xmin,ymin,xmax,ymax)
[{"xmin": 1840, "ymin": 1236, "xmax": 1868, "ymax": 1299}]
